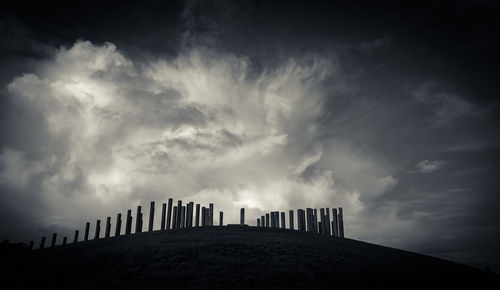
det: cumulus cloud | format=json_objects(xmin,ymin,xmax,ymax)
[{"xmin": 416, "ymin": 159, "xmax": 447, "ymax": 173}]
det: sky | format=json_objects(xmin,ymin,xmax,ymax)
[{"xmin": 1, "ymin": 0, "xmax": 499, "ymax": 272}]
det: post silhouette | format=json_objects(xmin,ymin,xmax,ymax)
[
  {"xmin": 195, "ymin": 204, "xmax": 200, "ymax": 227},
  {"xmin": 40, "ymin": 236, "xmax": 46, "ymax": 249},
  {"xmin": 84, "ymin": 222, "xmax": 90, "ymax": 241},
  {"xmin": 167, "ymin": 198, "xmax": 173, "ymax": 230},
  {"xmin": 135, "ymin": 206, "xmax": 142, "ymax": 233},
  {"xmin": 95, "ymin": 220, "xmax": 101, "ymax": 239},
  {"xmin": 332, "ymin": 208, "xmax": 338, "ymax": 237},
  {"xmin": 281, "ymin": 212, "xmax": 285, "ymax": 228},
  {"xmin": 219, "ymin": 211, "xmax": 223, "ymax": 226},
  {"xmin": 313, "ymin": 209, "xmax": 318, "ymax": 234},
  {"xmin": 105, "ymin": 217, "xmax": 111, "ymax": 238},
  {"xmin": 265, "ymin": 213, "xmax": 270, "ymax": 227},
  {"xmin": 176, "ymin": 201, "xmax": 182, "ymax": 228},
  {"xmin": 261, "ymin": 216, "xmax": 265, "ymax": 228},
  {"xmin": 209, "ymin": 203, "xmax": 214, "ymax": 226},
  {"xmin": 320, "ymin": 208, "xmax": 326, "ymax": 235},
  {"xmin": 257, "ymin": 218, "xmax": 260, "ymax": 227},
  {"xmin": 172, "ymin": 206, "xmax": 178, "ymax": 229},
  {"xmin": 187, "ymin": 202, "xmax": 194, "ymax": 228},
  {"xmin": 62, "ymin": 237, "xmax": 67, "ymax": 245},
  {"xmin": 298, "ymin": 209, "xmax": 306, "ymax": 231},
  {"xmin": 338, "ymin": 207, "xmax": 344, "ymax": 238},
  {"xmin": 149, "ymin": 201, "xmax": 155, "ymax": 232},
  {"xmin": 180, "ymin": 206, "xmax": 186, "ymax": 228},
  {"xmin": 306, "ymin": 208, "xmax": 314, "ymax": 232},
  {"xmin": 201, "ymin": 206, "xmax": 206, "ymax": 226},
  {"xmin": 125, "ymin": 210, "xmax": 132, "ymax": 235},
  {"xmin": 161, "ymin": 203, "xmax": 166, "ymax": 230},
  {"xmin": 289, "ymin": 210, "xmax": 294, "ymax": 230},
  {"xmin": 73, "ymin": 230, "xmax": 79, "ymax": 243},
  {"xmin": 325, "ymin": 208, "xmax": 331, "ymax": 236},
  {"xmin": 115, "ymin": 213, "xmax": 122, "ymax": 236},
  {"xmin": 51, "ymin": 233, "xmax": 57, "ymax": 247},
  {"xmin": 240, "ymin": 208, "xmax": 245, "ymax": 225}
]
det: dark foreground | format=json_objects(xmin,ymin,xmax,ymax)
[{"xmin": 1, "ymin": 226, "xmax": 498, "ymax": 289}]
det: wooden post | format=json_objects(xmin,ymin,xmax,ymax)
[
  {"xmin": 320, "ymin": 208, "xmax": 325, "ymax": 235},
  {"xmin": 338, "ymin": 207, "xmax": 344, "ymax": 238},
  {"xmin": 115, "ymin": 213, "xmax": 122, "ymax": 236},
  {"xmin": 95, "ymin": 220, "xmax": 101, "ymax": 239},
  {"xmin": 84, "ymin": 222, "xmax": 90, "ymax": 240},
  {"xmin": 73, "ymin": 230, "xmax": 79, "ymax": 243},
  {"xmin": 51, "ymin": 233, "xmax": 57, "ymax": 247},
  {"xmin": 219, "ymin": 211, "xmax": 223, "ymax": 226},
  {"xmin": 289, "ymin": 210, "xmax": 294, "ymax": 230},
  {"xmin": 135, "ymin": 206, "xmax": 142, "ymax": 233},
  {"xmin": 209, "ymin": 203, "xmax": 214, "ymax": 226},
  {"xmin": 125, "ymin": 210, "xmax": 132, "ymax": 235},
  {"xmin": 201, "ymin": 207, "xmax": 206, "ymax": 226},
  {"xmin": 257, "ymin": 218, "xmax": 260, "ymax": 227},
  {"xmin": 176, "ymin": 201, "xmax": 182, "ymax": 228},
  {"xmin": 105, "ymin": 217, "xmax": 111, "ymax": 238},
  {"xmin": 240, "ymin": 208, "xmax": 245, "ymax": 225},
  {"xmin": 325, "ymin": 208, "xmax": 331, "ymax": 236},
  {"xmin": 149, "ymin": 201, "xmax": 155, "ymax": 232},
  {"xmin": 265, "ymin": 213, "xmax": 270, "ymax": 227},
  {"xmin": 187, "ymin": 202, "xmax": 194, "ymax": 228},
  {"xmin": 172, "ymin": 206, "xmax": 178, "ymax": 229},
  {"xmin": 332, "ymin": 208, "xmax": 338, "ymax": 237},
  {"xmin": 180, "ymin": 206, "xmax": 186, "ymax": 228},
  {"xmin": 167, "ymin": 198, "xmax": 173, "ymax": 230},
  {"xmin": 275, "ymin": 211, "xmax": 280, "ymax": 228},
  {"xmin": 62, "ymin": 237, "xmax": 67, "ymax": 245},
  {"xmin": 313, "ymin": 209, "xmax": 318, "ymax": 233},
  {"xmin": 298, "ymin": 209, "xmax": 306, "ymax": 231},
  {"xmin": 306, "ymin": 208, "xmax": 314, "ymax": 232},
  {"xmin": 40, "ymin": 237, "xmax": 46, "ymax": 249},
  {"xmin": 161, "ymin": 203, "xmax": 166, "ymax": 230},
  {"xmin": 195, "ymin": 204, "xmax": 200, "ymax": 227},
  {"xmin": 261, "ymin": 216, "xmax": 265, "ymax": 227},
  {"xmin": 281, "ymin": 212, "xmax": 285, "ymax": 228}
]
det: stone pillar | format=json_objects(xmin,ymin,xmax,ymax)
[
  {"xmin": 180, "ymin": 206, "xmax": 186, "ymax": 228},
  {"xmin": 73, "ymin": 230, "xmax": 79, "ymax": 243},
  {"xmin": 325, "ymin": 208, "xmax": 331, "ymax": 236},
  {"xmin": 265, "ymin": 213, "xmax": 270, "ymax": 227},
  {"xmin": 62, "ymin": 237, "xmax": 67, "ymax": 245},
  {"xmin": 306, "ymin": 208, "xmax": 314, "ymax": 232},
  {"xmin": 332, "ymin": 208, "xmax": 338, "ymax": 237},
  {"xmin": 105, "ymin": 217, "xmax": 111, "ymax": 238},
  {"xmin": 51, "ymin": 233, "xmax": 57, "ymax": 247},
  {"xmin": 176, "ymin": 201, "xmax": 182, "ymax": 228},
  {"xmin": 115, "ymin": 213, "xmax": 122, "ymax": 236},
  {"xmin": 85, "ymin": 222, "xmax": 90, "ymax": 240},
  {"xmin": 172, "ymin": 206, "xmax": 178, "ymax": 229},
  {"xmin": 289, "ymin": 210, "xmax": 294, "ymax": 230},
  {"xmin": 95, "ymin": 220, "xmax": 101, "ymax": 240},
  {"xmin": 338, "ymin": 207, "xmax": 344, "ymax": 238},
  {"xmin": 219, "ymin": 211, "xmax": 223, "ymax": 226},
  {"xmin": 281, "ymin": 212, "xmax": 285, "ymax": 228},
  {"xmin": 135, "ymin": 206, "xmax": 142, "ymax": 233},
  {"xmin": 167, "ymin": 198, "xmax": 173, "ymax": 230},
  {"xmin": 149, "ymin": 201, "xmax": 155, "ymax": 232},
  {"xmin": 40, "ymin": 236, "xmax": 46, "ymax": 249},
  {"xmin": 161, "ymin": 203, "xmax": 166, "ymax": 230},
  {"xmin": 201, "ymin": 207, "xmax": 206, "ymax": 226},
  {"xmin": 209, "ymin": 203, "xmax": 214, "ymax": 226},
  {"xmin": 195, "ymin": 204, "xmax": 200, "ymax": 227},
  {"xmin": 320, "ymin": 208, "xmax": 325, "ymax": 235},
  {"xmin": 125, "ymin": 210, "xmax": 132, "ymax": 235},
  {"xmin": 313, "ymin": 209, "xmax": 318, "ymax": 233}
]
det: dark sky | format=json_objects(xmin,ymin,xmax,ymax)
[{"xmin": 1, "ymin": 0, "xmax": 499, "ymax": 273}]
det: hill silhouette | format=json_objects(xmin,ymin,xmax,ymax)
[{"xmin": 1, "ymin": 226, "xmax": 498, "ymax": 289}]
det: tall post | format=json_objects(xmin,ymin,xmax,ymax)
[
  {"xmin": 325, "ymin": 208, "xmax": 331, "ymax": 236},
  {"xmin": 95, "ymin": 220, "xmax": 101, "ymax": 240},
  {"xmin": 73, "ymin": 230, "xmax": 79, "ymax": 243},
  {"xmin": 105, "ymin": 217, "xmax": 111, "ymax": 238},
  {"xmin": 149, "ymin": 201, "xmax": 155, "ymax": 232},
  {"xmin": 338, "ymin": 207, "xmax": 344, "ymax": 238},
  {"xmin": 201, "ymin": 207, "xmax": 206, "ymax": 226},
  {"xmin": 180, "ymin": 206, "xmax": 186, "ymax": 228},
  {"xmin": 209, "ymin": 203, "xmax": 214, "ymax": 226},
  {"xmin": 332, "ymin": 208, "xmax": 339, "ymax": 237},
  {"xmin": 115, "ymin": 213, "xmax": 122, "ymax": 236},
  {"xmin": 167, "ymin": 198, "xmax": 173, "ymax": 230},
  {"xmin": 219, "ymin": 211, "xmax": 223, "ymax": 226},
  {"xmin": 161, "ymin": 203, "xmax": 166, "ymax": 230},
  {"xmin": 195, "ymin": 204, "xmax": 200, "ymax": 227},
  {"xmin": 261, "ymin": 216, "xmax": 265, "ymax": 228},
  {"xmin": 125, "ymin": 210, "xmax": 132, "ymax": 235},
  {"xmin": 257, "ymin": 218, "xmax": 260, "ymax": 227},
  {"xmin": 187, "ymin": 202, "xmax": 193, "ymax": 228},
  {"xmin": 40, "ymin": 236, "xmax": 46, "ymax": 249},
  {"xmin": 298, "ymin": 209, "xmax": 306, "ymax": 231},
  {"xmin": 176, "ymin": 201, "xmax": 182, "ymax": 228},
  {"xmin": 320, "ymin": 208, "xmax": 326, "ymax": 235},
  {"xmin": 281, "ymin": 212, "xmax": 286, "ymax": 229},
  {"xmin": 62, "ymin": 237, "xmax": 67, "ymax": 245},
  {"xmin": 135, "ymin": 206, "xmax": 142, "ymax": 233},
  {"xmin": 289, "ymin": 210, "xmax": 294, "ymax": 230},
  {"xmin": 51, "ymin": 233, "xmax": 57, "ymax": 247},
  {"xmin": 240, "ymin": 208, "xmax": 245, "ymax": 225},
  {"xmin": 265, "ymin": 213, "xmax": 270, "ymax": 227},
  {"xmin": 313, "ymin": 209, "xmax": 318, "ymax": 234},
  {"xmin": 84, "ymin": 222, "xmax": 90, "ymax": 241},
  {"xmin": 172, "ymin": 206, "xmax": 178, "ymax": 229},
  {"xmin": 306, "ymin": 208, "xmax": 314, "ymax": 232}
]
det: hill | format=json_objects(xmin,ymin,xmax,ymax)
[{"xmin": 1, "ymin": 226, "xmax": 498, "ymax": 289}]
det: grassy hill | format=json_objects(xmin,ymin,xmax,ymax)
[{"xmin": 1, "ymin": 226, "xmax": 498, "ymax": 289}]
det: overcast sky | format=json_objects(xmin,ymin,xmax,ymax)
[{"xmin": 1, "ymin": 0, "xmax": 499, "ymax": 272}]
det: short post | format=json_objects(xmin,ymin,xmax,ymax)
[
  {"xmin": 51, "ymin": 233, "xmax": 57, "ymax": 247},
  {"xmin": 105, "ymin": 217, "xmax": 111, "ymax": 238},
  {"xmin": 325, "ymin": 208, "xmax": 331, "ymax": 236},
  {"xmin": 73, "ymin": 230, "xmax": 79, "ymax": 243},
  {"xmin": 265, "ymin": 213, "xmax": 270, "ymax": 227},
  {"xmin": 281, "ymin": 212, "xmax": 286, "ymax": 229},
  {"xmin": 29, "ymin": 241, "xmax": 34, "ymax": 250},
  {"xmin": 40, "ymin": 236, "xmax": 46, "ymax": 249},
  {"xmin": 176, "ymin": 201, "xmax": 182, "ymax": 228},
  {"xmin": 275, "ymin": 211, "xmax": 280, "ymax": 228},
  {"xmin": 289, "ymin": 210, "xmax": 294, "ymax": 230},
  {"xmin": 95, "ymin": 220, "xmax": 101, "ymax": 240},
  {"xmin": 149, "ymin": 201, "xmax": 155, "ymax": 232},
  {"xmin": 209, "ymin": 203, "xmax": 214, "ymax": 226},
  {"xmin": 332, "ymin": 208, "xmax": 339, "ymax": 237},
  {"xmin": 125, "ymin": 210, "xmax": 132, "ymax": 235},
  {"xmin": 306, "ymin": 208, "xmax": 314, "ymax": 232},
  {"xmin": 161, "ymin": 203, "xmax": 166, "ymax": 230},
  {"xmin": 172, "ymin": 206, "xmax": 178, "ymax": 229},
  {"xmin": 261, "ymin": 216, "xmax": 265, "ymax": 227},
  {"xmin": 257, "ymin": 218, "xmax": 260, "ymax": 227},
  {"xmin": 338, "ymin": 207, "xmax": 344, "ymax": 238},
  {"xmin": 167, "ymin": 198, "xmax": 173, "ymax": 230},
  {"xmin": 240, "ymin": 208, "xmax": 245, "ymax": 225},
  {"xmin": 135, "ymin": 206, "xmax": 142, "ymax": 233},
  {"xmin": 115, "ymin": 213, "xmax": 122, "ymax": 236},
  {"xmin": 195, "ymin": 204, "xmax": 200, "ymax": 227},
  {"xmin": 219, "ymin": 211, "xmax": 223, "ymax": 226},
  {"xmin": 180, "ymin": 206, "xmax": 186, "ymax": 228},
  {"xmin": 84, "ymin": 222, "xmax": 90, "ymax": 240},
  {"xmin": 62, "ymin": 237, "xmax": 67, "ymax": 245}
]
